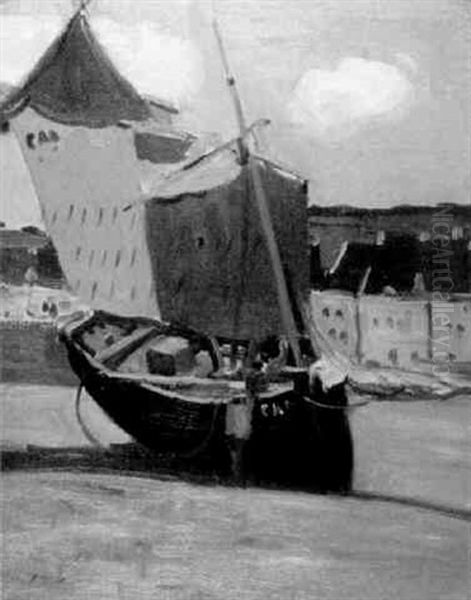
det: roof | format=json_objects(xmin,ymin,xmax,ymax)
[
  {"xmin": 0, "ymin": 11, "xmax": 151, "ymax": 128},
  {"xmin": 325, "ymin": 233, "xmax": 470, "ymax": 294},
  {"xmin": 308, "ymin": 203, "xmax": 471, "ymax": 220},
  {"xmin": 0, "ymin": 229, "xmax": 49, "ymax": 250}
]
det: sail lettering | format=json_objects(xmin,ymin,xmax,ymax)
[
  {"xmin": 38, "ymin": 130, "xmax": 48, "ymax": 144},
  {"xmin": 25, "ymin": 130, "xmax": 60, "ymax": 150}
]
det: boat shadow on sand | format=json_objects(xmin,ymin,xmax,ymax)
[
  {"xmin": 0, "ymin": 443, "xmax": 471, "ymax": 521},
  {"xmin": 1, "ymin": 435, "xmax": 352, "ymax": 494},
  {"xmin": 2, "ymin": 442, "xmax": 469, "ymax": 522}
]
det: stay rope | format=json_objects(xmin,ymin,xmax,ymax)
[
  {"xmin": 302, "ymin": 396, "xmax": 370, "ymax": 411},
  {"xmin": 74, "ymin": 384, "xmax": 106, "ymax": 448}
]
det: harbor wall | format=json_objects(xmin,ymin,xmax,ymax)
[
  {"xmin": 310, "ymin": 291, "xmax": 471, "ymax": 370},
  {"xmin": 0, "ymin": 321, "xmax": 77, "ymax": 386},
  {"xmin": 0, "ymin": 285, "xmax": 86, "ymax": 385}
]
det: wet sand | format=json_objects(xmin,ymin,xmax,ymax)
[
  {"xmin": 2, "ymin": 471, "xmax": 468, "ymax": 600},
  {"xmin": 352, "ymin": 395, "xmax": 471, "ymax": 513},
  {"xmin": 1, "ymin": 383, "xmax": 470, "ymax": 599}
]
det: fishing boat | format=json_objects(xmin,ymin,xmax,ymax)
[
  {"xmin": 1, "ymin": 4, "xmax": 353, "ymax": 489},
  {"xmin": 59, "ymin": 311, "xmax": 296, "ymax": 454},
  {"xmin": 58, "ymin": 308, "xmax": 353, "ymax": 489}
]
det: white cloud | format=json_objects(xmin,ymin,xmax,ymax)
[
  {"xmin": 288, "ymin": 57, "xmax": 414, "ymax": 138},
  {"xmin": 0, "ymin": 14, "xmax": 204, "ymax": 106}
]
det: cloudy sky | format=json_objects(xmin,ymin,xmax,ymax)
[{"xmin": 0, "ymin": 0, "xmax": 469, "ymax": 227}]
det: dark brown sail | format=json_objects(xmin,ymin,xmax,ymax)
[
  {"xmin": 0, "ymin": 11, "xmax": 150, "ymax": 127},
  {"xmin": 145, "ymin": 159, "xmax": 308, "ymax": 341}
]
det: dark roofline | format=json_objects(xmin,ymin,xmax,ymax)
[
  {"xmin": 308, "ymin": 203, "xmax": 471, "ymax": 219},
  {"xmin": 0, "ymin": 229, "xmax": 49, "ymax": 250}
]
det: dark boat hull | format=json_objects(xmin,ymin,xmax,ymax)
[
  {"xmin": 63, "ymin": 329, "xmax": 226, "ymax": 459},
  {"xmin": 60, "ymin": 312, "xmax": 353, "ymax": 490}
]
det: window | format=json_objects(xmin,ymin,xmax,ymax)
[{"xmin": 388, "ymin": 348, "xmax": 398, "ymax": 365}]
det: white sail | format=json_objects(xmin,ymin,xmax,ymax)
[{"xmin": 11, "ymin": 107, "xmax": 158, "ymax": 316}]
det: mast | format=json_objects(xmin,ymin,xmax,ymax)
[
  {"xmin": 212, "ymin": 20, "xmax": 249, "ymax": 163},
  {"xmin": 213, "ymin": 20, "xmax": 302, "ymax": 365},
  {"xmin": 78, "ymin": 0, "xmax": 92, "ymax": 12}
]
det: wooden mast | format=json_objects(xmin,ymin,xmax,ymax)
[
  {"xmin": 212, "ymin": 20, "xmax": 249, "ymax": 163},
  {"xmin": 213, "ymin": 20, "xmax": 302, "ymax": 366}
]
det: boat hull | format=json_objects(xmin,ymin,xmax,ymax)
[
  {"xmin": 62, "ymin": 327, "xmax": 227, "ymax": 461},
  {"xmin": 60, "ymin": 312, "xmax": 353, "ymax": 490}
]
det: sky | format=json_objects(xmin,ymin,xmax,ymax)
[{"xmin": 0, "ymin": 0, "xmax": 470, "ymax": 228}]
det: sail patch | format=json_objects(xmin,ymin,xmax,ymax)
[{"xmin": 134, "ymin": 132, "xmax": 193, "ymax": 165}]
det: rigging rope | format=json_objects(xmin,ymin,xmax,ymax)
[
  {"xmin": 302, "ymin": 396, "xmax": 370, "ymax": 411},
  {"xmin": 74, "ymin": 384, "xmax": 106, "ymax": 448}
]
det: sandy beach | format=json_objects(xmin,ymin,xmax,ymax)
[{"xmin": 1, "ymin": 383, "xmax": 469, "ymax": 599}]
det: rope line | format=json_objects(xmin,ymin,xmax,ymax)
[
  {"xmin": 302, "ymin": 396, "xmax": 370, "ymax": 411},
  {"xmin": 74, "ymin": 384, "xmax": 106, "ymax": 448}
]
